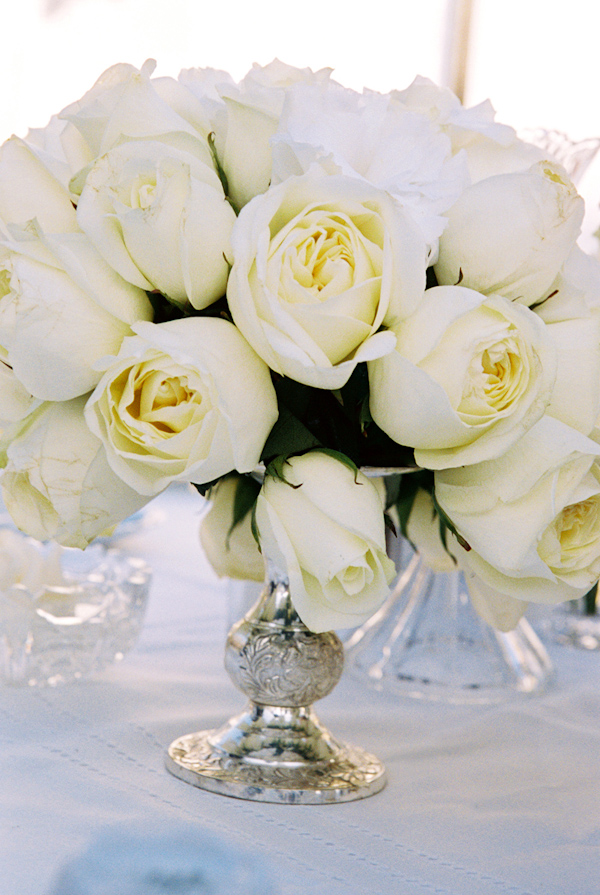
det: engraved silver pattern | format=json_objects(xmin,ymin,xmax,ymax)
[{"xmin": 166, "ymin": 563, "xmax": 386, "ymax": 803}]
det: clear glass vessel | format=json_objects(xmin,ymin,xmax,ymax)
[
  {"xmin": 346, "ymin": 540, "xmax": 554, "ymax": 704},
  {"xmin": 0, "ymin": 541, "xmax": 151, "ymax": 687}
]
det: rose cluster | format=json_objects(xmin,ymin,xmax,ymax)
[{"xmin": 1, "ymin": 58, "xmax": 599, "ymax": 632}]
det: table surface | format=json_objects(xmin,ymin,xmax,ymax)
[{"xmin": 2, "ymin": 484, "xmax": 600, "ymax": 895}]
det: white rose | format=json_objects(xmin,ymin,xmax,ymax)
[
  {"xmin": 405, "ymin": 487, "xmax": 456, "ymax": 573},
  {"xmin": 392, "ymin": 75, "xmax": 545, "ymax": 183},
  {"xmin": 0, "ymin": 136, "xmax": 78, "ymax": 235},
  {"xmin": 1, "ymin": 397, "xmax": 149, "ymax": 549},
  {"xmin": 199, "ymin": 475, "xmax": 265, "ymax": 582},
  {"xmin": 85, "ymin": 317, "xmax": 278, "ymax": 497},
  {"xmin": 368, "ymin": 286, "xmax": 556, "ymax": 469},
  {"xmin": 434, "ymin": 416, "xmax": 600, "ymax": 604},
  {"xmin": 227, "ymin": 170, "xmax": 427, "ymax": 390},
  {"xmin": 271, "ymin": 80, "xmax": 468, "ymax": 256},
  {"xmin": 214, "ymin": 60, "xmax": 333, "ymax": 211},
  {"xmin": 59, "ymin": 60, "xmax": 212, "ymax": 168},
  {"xmin": 254, "ymin": 451, "xmax": 396, "ymax": 632},
  {"xmin": 77, "ymin": 138, "xmax": 236, "ymax": 310},
  {"xmin": 434, "ymin": 161, "xmax": 584, "ymax": 306},
  {"xmin": 0, "ymin": 352, "xmax": 40, "ymax": 423},
  {"xmin": 0, "ymin": 226, "xmax": 152, "ymax": 401}
]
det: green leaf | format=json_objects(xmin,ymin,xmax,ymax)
[
  {"xmin": 207, "ymin": 131, "xmax": 230, "ymax": 199},
  {"xmin": 261, "ymin": 404, "xmax": 321, "ymax": 463},
  {"xmin": 227, "ymin": 474, "xmax": 262, "ymax": 546}
]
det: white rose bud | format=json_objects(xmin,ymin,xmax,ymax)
[
  {"xmin": 1, "ymin": 397, "xmax": 149, "ymax": 549},
  {"xmin": 77, "ymin": 138, "xmax": 236, "ymax": 310},
  {"xmin": 200, "ymin": 476, "xmax": 265, "ymax": 582},
  {"xmin": 368, "ymin": 286, "xmax": 557, "ymax": 469},
  {"xmin": 0, "ymin": 227, "xmax": 153, "ymax": 402},
  {"xmin": 435, "ymin": 416, "xmax": 600, "ymax": 605},
  {"xmin": 254, "ymin": 452, "xmax": 396, "ymax": 632},
  {"xmin": 435, "ymin": 161, "xmax": 584, "ymax": 306},
  {"xmin": 227, "ymin": 170, "xmax": 426, "ymax": 390},
  {"xmin": 85, "ymin": 317, "xmax": 278, "ymax": 497}
]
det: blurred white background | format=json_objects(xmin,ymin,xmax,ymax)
[{"xmin": 3, "ymin": 0, "xmax": 600, "ymax": 245}]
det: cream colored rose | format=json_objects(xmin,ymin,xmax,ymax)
[
  {"xmin": 435, "ymin": 161, "xmax": 584, "ymax": 306},
  {"xmin": 0, "ymin": 227, "xmax": 152, "ymax": 402},
  {"xmin": 1, "ymin": 397, "xmax": 149, "ymax": 549},
  {"xmin": 254, "ymin": 452, "xmax": 396, "ymax": 632},
  {"xmin": 271, "ymin": 79, "xmax": 467, "ymax": 257},
  {"xmin": 200, "ymin": 475, "xmax": 265, "ymax": 582},
  {"xmin": 393, "ymin": 75, "xmax": 545, "ymax": 184},
  {"xmin": 405, "ymin": 488, "xmax": 456, "ymax": 573},
  {"xmin": 213, "ymin": 59, "xmax": 333, "ymax": 211},
  {"xmin": 368, "ymin": 286, "xmax": 556, "ymax": 469},
  {"xmin": 227, "ymin": 170, "xmax": 426, "ymax": 389},
  {"xmin": 85, "ymin": 318, "xmax": 278, "ymax": 497},
  {"xmin": 60, "ymin": 60, "xmax": 213, "ymax": 165},
  {"xmin": 435, "ymin": 416, "xmax": 600, "ymax": 605},
  {"xmin": 0, "ymin": 135, "xmax": 78, "ymax": 235},
  {"xmin": 77, "ymin": 138, "xmax": 236, "ymax": 310}
]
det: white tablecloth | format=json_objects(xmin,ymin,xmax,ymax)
[{"xmin": 2, "ymin": 484, "xmax": 599, "ymax": 895}]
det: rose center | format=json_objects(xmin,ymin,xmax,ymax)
[
  {"xmin": 459, "ymin": 335, "xmax": 526, "ymax": 417},
  {"xmin": 128, "ymin": 174, "xmax": 158, "ymax": 210},
  {"xmin": 285, "ymin": 223, "xmax": 355, "ymax": 302},
  {"xmin": 539, "ymin": 495, "xmax": 600, "ymax": 574},
  {"xmin": 129, "ymin": 371, "xmax": 203, "ymax": 435}
]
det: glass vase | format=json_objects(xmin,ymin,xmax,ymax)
[
  {"xmin": 165, "ymin": 561, "xmax": 387, "ymax": 804},
  {"xmin": 345, "ymin": 540, "xmax": 554, "ymax": 704}
]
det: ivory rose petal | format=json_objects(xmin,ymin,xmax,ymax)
[
  {"xmin": 77, "ymin": 138, "xmax": 236, "ymax": 309},
  {"xmin": 434, "ymin": 417, "xmax": 600, "ymax": 603},
  {"xmin": 227, "ymin": 170, "xmax": 427, "ymax": 390},
  {"xmin": 200, "ymin": 475, "xmax": 265, "ymax": 582},
  {"xmin": 368, "ymin": 286, "xmax": 557, "ymax": 469},
  {"xmin": 0, "ymin": 228, "xmax": 152, "ymax": 402},
  {"xmin": 254, "ymin": 452, "xmax": 395, "ymax": 632},
  {"xmin": 1, "ymin": 397, "xmax": 149, "ymax": 549},
  {"xmin": 85, "ymin": 318, "xmax": 278, "ymax": 496},
  {"xmin": 434, "ymin": 161, "xmax": 584, "ymax": 306}
]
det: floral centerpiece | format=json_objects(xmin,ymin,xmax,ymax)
[{"xmin": 1, "ymin": 59, "xmax": 598, "ymax": 637}]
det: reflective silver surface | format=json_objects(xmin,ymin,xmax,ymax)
[{"xmin": 166, "ymin": 565, "xmax": 386, "ymax": 803}]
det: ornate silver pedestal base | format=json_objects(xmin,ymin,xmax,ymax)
[
  {"xmin": 166, "ymin": 566, "xmax": 386, "ymax": 804},
  {"xmin": 166, "ymin": 704, "xmax": 386, "ymax": 804}
]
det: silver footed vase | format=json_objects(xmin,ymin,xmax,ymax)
[{"xmin": 166, "ymin": 561, "xmax": 386, "ymax": 804}]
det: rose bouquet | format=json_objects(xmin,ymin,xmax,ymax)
[{"xmin": 1, "ymin": 58, "xmax": 600, "ymax": 634}]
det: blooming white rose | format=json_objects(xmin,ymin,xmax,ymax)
[
  {"xmin": 435, "ymin": 161, "xmax": 584, "ymax": 306},
  {"xmin": 393, "ymin": 75, "xmax": 544, "ymax": 184},
  {"xmin": 213, "ymin": 59, "xmax": 333, "ymax": 211},
  {"xmin": 227, "ymin": 170, "xmax": 427, "ymax": 389},
  {"xmin": 434, "ymin": 416, "xmax": 600, "ymax": 604},
  {"xmin": 271, "ymin": 79, "xmax": 468, "ymax": 256},
  {"xmin": 199, "ymin": 475, "xmax": 265, "ymax": 582},
  {"xmin": 254, "ymin": 451, "xmax": 396, "ymax": 632},
  {"xmin": 77, "ymin": 137, "xmax": 236, "ymax": 309},
  {"xmin": 1, "ymin": 397, "xmax": 149, "ymax": 549},
  {"xmin": 85, "ymin": 317, "xmax": 278, "ymax": 497},
  {"xmin": 60, "ymin": 60, "xmax": 213, "ymax": 169},
  {"xmin": 0, "ymin": 136, "xmax": 78, "ymax": 235},
  {"xmin": 368, "ymin": 286, "xmax": 557, "ymax": 469},
  {"xmin": 0, "ymin": 226, "xmax": 152, "ymax": 401}
]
